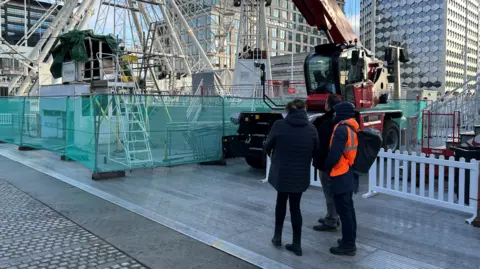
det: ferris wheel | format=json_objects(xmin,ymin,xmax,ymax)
[{"xmin": 6, "ymin": 0, "xmax": 237, "ymax": 96}]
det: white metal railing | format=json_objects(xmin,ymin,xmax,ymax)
[
  {"xmin": 364, "ymin": 149, "xmax": 478, "ymax": 224},
  {"xmin": 263, "ymin": 156, "xmax": 322, "ymax": 187},
  {"xmin": 424, "ymin": 74, "xmax": 480, "ymax": 132},
  {"xmin": 0, "ymin": 113, "xmax": 12, "ymax": 125}
]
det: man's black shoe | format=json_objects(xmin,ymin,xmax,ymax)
[
  {"xmin": 318, "ymin": 218, "xmax": 340, "ymax": 226},
  {"xmin": 329, "ymin": 245, "xmax": 356, "ymax": 256},
  {"xmin": 313, "ymin": 223, "xmax": 337, "ymax": 232}
]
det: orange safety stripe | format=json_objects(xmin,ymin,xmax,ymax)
[{"xmin": 329, "ymin": 119, "xmax": 358, "ymax": 177}]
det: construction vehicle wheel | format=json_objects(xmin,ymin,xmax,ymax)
[
  {"xmin": 382, "ymin": 120, "xmax": 400, "ymax": 151},
  {"xmin": 245, "ymin": 154, "xmax": 266, "ymax": 169}
]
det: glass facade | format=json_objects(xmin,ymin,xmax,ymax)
[
  {"xmin": 360, "ymin": 0, "xmax": 480, "ymax": 94},
  {"xmin": 163, "ymin": 0, "xmax": 344, "ymax": 71},
  {"xmin": 1, "ymin": 0, "xmax": 59, "ymax": 46}
]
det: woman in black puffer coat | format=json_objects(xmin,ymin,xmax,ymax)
[{"xmin": 264, "ymin": 99, "xmax": 319, "ymax": 256}]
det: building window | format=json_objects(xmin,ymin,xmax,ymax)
[
  {"xmin": 272, "ymin": 40, "xmax": 277, "ymax": 50},
  {"xmin": 271, "ymin": 28, "xmax": 277, "ymax": 38},
  {"xmin": 273, "ymin": 9, "xmax": 279, "ymax": 18}
]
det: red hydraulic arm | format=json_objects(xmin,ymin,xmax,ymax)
[{"xmin": 292, "ymin": 0, "xmax": 360, "ymax": 45}]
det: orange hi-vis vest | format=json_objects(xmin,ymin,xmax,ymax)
[{"xmin": 329, "ymin": 118, "xmax": 359, "ymax": 177}]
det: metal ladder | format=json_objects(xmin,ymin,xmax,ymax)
[
  {"xmin": 115, "ymin": 94, "xmax": 153, "ymax": 168},
  {"xmin": 100, "ymin": 52, "xmax": 154, "ymax": 169}
]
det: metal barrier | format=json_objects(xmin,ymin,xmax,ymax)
[
  {"xmin": 363, "ymin": 149, "xmax": 478, "ymax": 224},
  {"xmin": 421, "ymin": 110, "xmax": 460, "ymax": 156}
]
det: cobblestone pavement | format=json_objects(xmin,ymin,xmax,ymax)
[{"xmin": 0, "ymin": 180, "xmax": 149, "ymax": 269}]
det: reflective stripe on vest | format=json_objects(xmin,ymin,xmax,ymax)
[{"xmin": 329, "ymin": 119, "xmax": 358, "ymax": 177}]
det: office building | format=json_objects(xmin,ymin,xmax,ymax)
[
  {"xmin": 163, "ymin": 0, "xmax": 344, "ymax": 73},
  {"xmin": 1, "ymin": 0, "xmax": 61, "ymax": 46},
  {"xmin": 0, "ymin": 0, "xmax": 62, "ymax": 95},
  {"xmin": 360, "ymin": 0, "xmax": 480, "ymax": 94}
]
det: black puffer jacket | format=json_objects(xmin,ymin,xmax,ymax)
[
  {"xmin": 264, "ymin": 109, "xmax": 319, "ymax": 193},
  {"xmin": 313, "ymin": 109, "xmax": 335, "ymax": 171}
]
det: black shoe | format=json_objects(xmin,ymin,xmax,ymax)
[
  {"xmin": 330, "ymin": 245, "xmax": 356, "ymax": 256},
  {"xmin": 286, "ymin": 243, "xmax": 303, "ymax": 256},
  {"xmin": 337, "ymin": 239, "xmax": 356, "ymax": 250},
  {"xmin": 272, "ymin": 225, "xmax": 282, "ymax": 247},
  {"xmin": 313, "ymin": 223, "xmax": 338, "ymax": 232},
  {"xmin": 318, "ymin": 218, "xmax": 340, "ymax": 227},
  {"xmin": 271, "ymin": 237, "xmax": 281, "ymax": 247}
]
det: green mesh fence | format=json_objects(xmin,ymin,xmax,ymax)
[
  {"xmin": 0, "ymin": 95, "xmax": 426, "ymax": 173},
  {"xmin": 0, "ymin": 97, "xmax": 25, "ymax": 145},
  {"xmin": 372, "ymin": 99, "xmax": 429, "ymax": 145}
]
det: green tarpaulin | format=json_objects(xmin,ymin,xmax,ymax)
[{"xmin": 50, "ymin": 29, "xmax": 119, "ymax": 79}]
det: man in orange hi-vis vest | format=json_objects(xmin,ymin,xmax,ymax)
[{"xmin": 324, "ymin": 102, "xmax": 359, "ymax": 256}]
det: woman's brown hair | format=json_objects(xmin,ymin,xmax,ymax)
[{"xmin": 285, "ymin": 99, "xmax": 306, "ymax": 112}]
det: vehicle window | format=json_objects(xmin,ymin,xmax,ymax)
[{"xmin": 306, "ymin": 55, "xmax": 335, "ymax": 94}]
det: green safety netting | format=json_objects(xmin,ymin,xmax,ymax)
[
  {"xmin": 0, "ymin": 96, "xmax": 427, "ymax": 173},
  {"xmin": 50, "ymin": 29, "xmax": 119, "ymax": 79}
]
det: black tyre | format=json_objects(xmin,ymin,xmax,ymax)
[
  {"xmin": 245, "ymin": 153, "xmax": 266, "ymax": 169},
  {"xmin": 382, "ymin": 120, "xmax": 400, "ymax": 151}
]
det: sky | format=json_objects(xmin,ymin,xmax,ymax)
[
  {"xmin": 86, "ymin": 0, "xmax": 362, "ymax": 40},
  {"xmin": 344, "ymin": 0, "xmax": 361, "ymax": 35}
]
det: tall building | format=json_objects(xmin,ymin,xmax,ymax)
[
  {"xmin": 161, "ymin": 0, "xmax": 344, "ymax": 74},
  {"xmin": 0, "ymin": 0, "xmax": 62, "ymax": 95},
  {"xmin": 360, "ymin": 0, "xmax": 480, "ymax": 94},
  {"xmin": 1, "ymin": 0, "xmax": 61, "ymax": 46}
]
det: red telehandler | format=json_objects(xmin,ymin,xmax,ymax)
[{"xmin": 222, "ymin": 0, "xmax": 409, "ymax": 168}]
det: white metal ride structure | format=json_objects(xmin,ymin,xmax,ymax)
[
  {"xmin": 13, "ymin": 0, "xmax": 100, "ymax": 96},
  {"xmin": 92, "ymin": 0, "xmax": 222, "ymax": 93},
  {"xmin": 232, "ymin": 0, "xmax": 272, "ymax": 99},
  {"xmin": 91, "ymin": 0, "xmax": 224, "ymax": 169}
]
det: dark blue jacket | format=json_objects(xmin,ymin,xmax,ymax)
[
  {"xmin": 264, "ymin": 109, "xmax": 319, "ymax": 193},
  {"xmin": 324, "ymin": 102, "xmax": 359, "ymax": 195}
]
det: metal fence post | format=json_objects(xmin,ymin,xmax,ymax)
[
  {"xmin": 62, "ymin": 96, "xmax": 69, "ymax": 161},
  {"xmin": 93, "ymin": 94, "xmax": 99, "ymax": 174}
]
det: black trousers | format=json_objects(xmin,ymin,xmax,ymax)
[
  {"xmin": 275, "ymin": 192, "xmax": 303, "ymax": 243},
  {"xmin": 333, "ymin": 191, "xmax": 357, "ymax": 248}
]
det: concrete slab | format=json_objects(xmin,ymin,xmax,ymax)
[
  {"xmin": 0, "ymin": 153, "xmax": 257, "ymax": 269},
  {"xmin": 1, "ymin": 144, "xmax": 480, "ymax": 269}
]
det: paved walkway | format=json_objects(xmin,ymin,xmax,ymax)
[
  {"xmin": 0, "ymin": 155, "xmax": 257, "ymax": 269},
  {"xmin": 0, "ymin": 180, "xmax": 147, "ymax": 269},
  {"xmin": 1, "ymin": 144, "xmax": 480, "ymax": 269}
]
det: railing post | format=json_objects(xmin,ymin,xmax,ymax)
[
  {"xmin": 362, "ymin": 156, "xmax": 379, "ymax": 198},
  {"xmin": 471, "ymin": 159, "xmax": 480, "ymax": 227}
]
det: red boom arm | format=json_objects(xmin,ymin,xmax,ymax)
[{"xmin": 291, "ymin": 0, "xmax": 360, "ymax": 45}]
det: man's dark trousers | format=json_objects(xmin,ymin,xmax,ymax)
[{"xmin": 333, "ymin": 191, "xmax": 356, "ymax": 248}]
